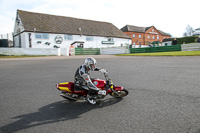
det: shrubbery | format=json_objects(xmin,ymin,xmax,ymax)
[{"xmin": 177, "ymin": 36, "xmax": 198, "ymax": 44}]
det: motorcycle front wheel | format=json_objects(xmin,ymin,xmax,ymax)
[{"xmin": 110, "ymin": 89, "xmax": 129, "ymax": 98}]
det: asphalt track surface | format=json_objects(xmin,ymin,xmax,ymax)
[{"xmin": 0, "ymin": 55, "xmax": 200, "ymax": 133}]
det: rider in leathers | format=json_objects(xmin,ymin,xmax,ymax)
[{"xmin": 74, "ymin": 57, "xmax": 106, "ymax": 104}]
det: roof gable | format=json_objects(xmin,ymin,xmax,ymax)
[
  {"xmin": 17, "ymin": 10, "xmax": 130, "ymax": 39},
  {"xmin": 145, "ymin": 26, "xmax": 161, "ymax": 35}
]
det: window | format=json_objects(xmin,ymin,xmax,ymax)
[
  {"xmin": 43, "ymin": 33, "xmax": 49, "ymax": 39},
  {"xmin": 139, "ymin": 35, "xmax": 141, "ymax": 38},
  {"xmin": 152, "ymin": 29, "xmax": 154, "ymax": 32},
  {"xmin": 86, "ymin": 36, "xmax": 93, "ymax": 41},
  {"xmin": 133, "ymin": 42, "xmax": 136, "ymax": 45},
  {"xmin": 64, "ymin": 35, "xmax": 73, "ymax": 40},
  {"xmin": 153, "ymin": 36, "xmax": 155, "ymax": 39},
  {"xmin": 35, "ymin": 33, "xmax": 49, "ymax": 39},
  {"xmin": 35, "ymin": 34, "xmax": 42, "ymax": 39},
  {"xmin": 133, "ymin": 34, "xmax": 135, "ymax": 38},
  {"xmin": 148, "ymin": 36, "xmax": 150, "ymax": 39},
  {"xmin": 157, "ymin": 35, "xmax": 159, "ymax": 39}
]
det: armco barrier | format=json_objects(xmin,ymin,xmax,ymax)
[
  {"xmin": 182, "ymin": 43, "xmax": 200, "ymax": 51},
  {"xmin": 130, "ymin": 45, "xmax": 181, "ymax": 53},
  {"xmin": 75, "ymin": 48, "xmax": 100, "ymax": 55}
]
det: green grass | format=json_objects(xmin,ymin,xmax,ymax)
[
  {"xmin": 117, "ymin": 51, "xmax": 200, "ymax": 56},
  {"xmin": 0, "ymin": 55, "xmax": 48, "ymax": 58}
]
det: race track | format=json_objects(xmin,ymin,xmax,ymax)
[{"xmin": 1, "ymin": 55, "xmax": 200, "ymax": 133}]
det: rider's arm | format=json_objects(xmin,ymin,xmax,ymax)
[
  {"xmin": 95, "ymin": 67, "xmax": 107, "ymax": 73},
  {"xmin": 82, "ymin": 74, "xmax": 99, "ymax": 91}
]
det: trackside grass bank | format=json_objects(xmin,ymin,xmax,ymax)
[{"xmin": 117, "ymin": 51, "xmax": 200, "ymax": 56}]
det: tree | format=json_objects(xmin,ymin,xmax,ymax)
[{"xmin": 183, "ymin": 25, "xmax": 194, "ymax": 37}]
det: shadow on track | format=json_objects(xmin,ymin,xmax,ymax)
[{"xmin": 1, "ymin": 98, "xmax": 122, "ymax": 133}]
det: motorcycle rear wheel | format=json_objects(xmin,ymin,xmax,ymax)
[{"xmin": 110, "ymin": 89, "xmax": 129, "ymax": 98}]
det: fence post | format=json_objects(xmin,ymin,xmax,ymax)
[{"xmin": 100, "ymin": 48, "xmax": 102, "ymax": 55}]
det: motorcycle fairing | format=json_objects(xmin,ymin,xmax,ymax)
[
  {"xmin": 57, "ymin": 82, "xmax": 72, "ymax": 92},
  {"xmin": 114, "ymin": 86, "xmax": 124, "ymax": 91},
  {"xmin": 92, "ymin": 79, "xmax": 106, "ymax": 89},
  {"xmin": 56, "ymin": 82, "xmax": 79, "ymax": 93},
  {"xmin": 57, "ymin": 79, "xmax": 124, "ymax": 93}
]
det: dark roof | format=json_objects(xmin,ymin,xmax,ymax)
[
  {"xmin": 17, "ymin": 10, "xmax": 130, "ymax": 39},
  {"xmin": 71, "ymin": 41, "xmax": 84, "ymax": 45},
  {"xmin": 121, "ymin": 25, "xmax": 170, "ymax": 36},
  {"xmin": 121, "ymin": 25, "xmax": 147, "ymax": 33},
  {"xmin": 162, "ymin": 38, "xmax": 174, "ymax": 42},
  {"xmin": 158, "ymin": 30, "xmax": 171, "ymax": 36}
]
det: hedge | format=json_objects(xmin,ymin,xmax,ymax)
[{"xmin": 177, "ymin": 36, "xmax": 198, "ymax": 44}]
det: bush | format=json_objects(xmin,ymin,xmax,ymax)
[{"xmin": 177, "ymin": 36, "xmax": 198, "ymax": 44}]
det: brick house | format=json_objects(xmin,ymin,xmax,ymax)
[{"xmin": 121, "ymin": 25, "xmax": 171, "ymax": 47}]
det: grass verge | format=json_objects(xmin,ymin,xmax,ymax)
[
  {"xmin": 117, "ymin": 51, "xmax": 200, "ymax": 56},
  {"xmin": 0, "ymin": 55, "xmax": 48, "ymax": 58}
]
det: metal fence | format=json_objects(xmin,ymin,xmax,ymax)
[
  {"xmin": 75, "ymin": 48, "xmax": 100, "ymax": 55},
  {"xmin": 0, "ymin": 33, "xmax": 14, "ymax": 47},
  {"xmin": 0, "ymin": 33, "xmax": 13, "ymax": 41},
  {"xmin": 130, "ymin": 45, "xmax": 181, "ymax": 53}
]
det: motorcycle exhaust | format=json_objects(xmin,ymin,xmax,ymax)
[{"xmin": 60, "ymin": 93, "xmax": 78, "ymax": 101}]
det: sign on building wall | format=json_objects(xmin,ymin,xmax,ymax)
[
  {"xmin": 55, "ymin": 35, "xmax": 63, "ymax": 44},
  {"xmin": 102, "ymin": 41, "xmax": 114, "ymax": 44}
]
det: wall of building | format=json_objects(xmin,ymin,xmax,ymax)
[
  {"xmin": 192, "ymin": 29, "xmax": 200, "ymax": 36},
  {"xmin": 162, "ymin": 41, "xmax": 172, "ymax": 46},
  {"xmin": 14, "ymin": 32, "xmax": 130, "ymax": 49},
  {"xmin": 0, "ymin": 48, "xmax": 69, "ymax": 56},
  {"xmin": 124, "ymin": 32, "xmax": 145, "ymax": 46},
  {"xmin": 14, "ymin": 35, "xmax": 20, "ymax": 47}
]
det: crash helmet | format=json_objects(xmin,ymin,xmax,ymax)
[{"xmin": 84, "ymin": 57, "xmax": 97, "ymax": 71}]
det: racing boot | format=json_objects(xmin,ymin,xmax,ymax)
[{"xmin": 86, "ymin": 94, "xmax": 96, "ymax": 104}]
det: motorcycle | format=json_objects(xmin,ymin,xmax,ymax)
[{"xmin": 56, "ymin": 71, "xmax": 128, "ymax": 104}]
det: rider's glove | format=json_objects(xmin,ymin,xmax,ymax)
[
  {"xmin": 99, "ymin": 69, "xmax": 107, "ymax": 73},
  {"xmin": 98, "ymin": 90, "xmax": 106, "ymax": 95},
  {"xmin": 88, "ymin": 82, "xmax": 99, "ymax": 91}
]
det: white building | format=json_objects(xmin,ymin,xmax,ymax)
[
  {"xmin": 14, "ymin": 10, "xmax": 131, "ymax": 49},
  {"xmin": 192, "ymin": 28, "xmax": 200, "ymax": 36},
  {"xmin": 162, "ymin": 38, "xmax": 173, "ymax": 46}
]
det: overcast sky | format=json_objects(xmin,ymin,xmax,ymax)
[{"xmin": 0, "ymin": 0, "xmax": 199, "ymax": 37}]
